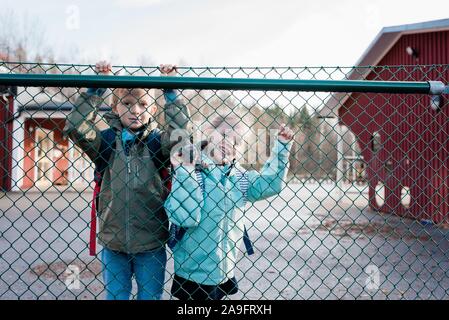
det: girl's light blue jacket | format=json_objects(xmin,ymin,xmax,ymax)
[{"xmin": 164, "ymin": 139, "xmax": 292, "ymax": 285}]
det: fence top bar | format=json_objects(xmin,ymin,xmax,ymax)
[{"xmin": 0, "ymin": 73, "xmax": 445, "ymax": 94}]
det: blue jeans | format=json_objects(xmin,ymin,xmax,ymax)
[{"xmin": 101, "ymin": 247, "xmax": 167, "ymax": 300}]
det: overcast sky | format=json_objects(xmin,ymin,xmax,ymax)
[{"xmin": 2, "ymin": 0, "xmax": 449, "ymax": 67}]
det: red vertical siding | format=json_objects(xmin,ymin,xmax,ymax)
[
  {"xmin": 340, "ymin": 30, "xmax": 449, "ymax": 224},
  {"xmin": 0, "ymin": 95, "xmax": 13, "ymax": 191}
]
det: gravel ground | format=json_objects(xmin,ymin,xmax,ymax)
[{"xmin": 1, "ymin": 182, "xmax": 449, "ymax": 300}]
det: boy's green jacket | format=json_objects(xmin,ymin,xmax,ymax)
[
  {"xmin": 63, "ymin": 90, "xmax": 192, "ymax": 254},
  {"xmin": 164, "ymin": 140, "xmax": 292, "ymax": 285}
]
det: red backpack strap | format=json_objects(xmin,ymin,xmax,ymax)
[
  {"xmin": 90, "ymin": 172, "xmax": 103, "ymax": 256},
  {"xmin": 159, "ymin": 167, "xmax": 172, "ymax": 199},
  {"xmin": 89, "ymin": 128, "xmax": 116, "ymax": 256}
]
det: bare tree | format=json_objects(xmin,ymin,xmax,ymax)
[{"xmin": 0, "ymin": 9, "xmax": 48, "ymax": 63}]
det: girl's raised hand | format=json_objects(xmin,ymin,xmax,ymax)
[{"xmin": 278, "ymin": 124, "xmax": 294, "ymax": 143}]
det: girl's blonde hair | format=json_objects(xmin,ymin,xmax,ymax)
[
  {"xmin": 207, "ymin": 113, "xmax": 245, "ymax": 129},
  {"xmin": 204, "ymin": 112, "xmax": 249, "ymax": 145}
]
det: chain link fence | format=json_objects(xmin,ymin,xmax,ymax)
[{"xmin": 1, "ymin": 62, "xmax": 449, "ymax": 300}]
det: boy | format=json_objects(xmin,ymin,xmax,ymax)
[{"xmin": 64, "ymin": 61, "xmax": 192, "ymax": 300}]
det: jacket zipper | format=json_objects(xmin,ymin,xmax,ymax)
[
  {"xmin": 222, "ymin": 169, "xmax": 229, "ymax": 279},
  {"xmin": 126, "ymin": 154, "xmax": 131, "ymax": 253},
  {"xmin": 202, "ymin": 164, "xmax": 232, "ymax": 280}
]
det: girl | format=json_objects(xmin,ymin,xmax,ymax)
[{"xmin": 164, "ymin": 113, "xmax": 293, "ymax": 300}]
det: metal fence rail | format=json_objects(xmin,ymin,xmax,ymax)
[
  {"xmin": 1, "ymin": 62, "xmax": 449, "ymax": 300},
  {"xmin": 0, "ymin": 73, "xmax": 445, "ymax": 93}
]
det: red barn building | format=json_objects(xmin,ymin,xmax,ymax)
[{"xmin": 321, "ymin": 19, "xmax": 449, "ymax": 224}]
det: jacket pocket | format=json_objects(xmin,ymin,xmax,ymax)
[{"xmin": 132, "ymin": 156, "xmax": 162, "ymax": 196}]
